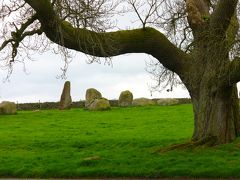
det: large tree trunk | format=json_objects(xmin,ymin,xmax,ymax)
[{"xmin": 190, "ymin": 84, "xmax": 240, "ymax": 145}]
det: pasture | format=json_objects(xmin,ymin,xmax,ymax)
[{"xmin": 0, "ymin": 104, "xmax": 240, "ymax": 178}]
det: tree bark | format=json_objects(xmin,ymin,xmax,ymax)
[{"xmin": 190, "ymin": 83, "xmax": 240, "ymax": 145}]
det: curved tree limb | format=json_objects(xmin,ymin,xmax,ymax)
[{"xmin": 25, "ymin": 0, "xmax": 191, "ymax": 76}]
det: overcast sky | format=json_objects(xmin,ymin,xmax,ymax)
[
  {"xmin": 0, "ymin": 51, "xmax": 190, "ymax": 103},
  {"xmin": 0, "ymin": 2, "xmax": 192, "ymax": 103}
]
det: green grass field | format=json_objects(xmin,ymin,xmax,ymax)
[{"xmin": 0, "ymin": 104, "xmax": 240, "ymax": 178}]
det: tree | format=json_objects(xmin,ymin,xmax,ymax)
[{"xmin": 1, "ymin": 0, "xmax": 240, "ymax": 145}]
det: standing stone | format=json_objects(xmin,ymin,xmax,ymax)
[
  {"xmin": 118, "ymin": 90, "xmax": 133, "ymax": 107},
  {"xmin": 85, "ymin": 88, "xmax": 102, "ymax": 108},
  {"xmin": 59, "ymin": 81, "xmax": 72, "ymax": 110},
  {"xmin": 88, "ymin": 98, "xmax": 111, "ymax": 111},
  {"xmin": 0, "ymin": 101, "xmax": 17, "ymax": 115}
]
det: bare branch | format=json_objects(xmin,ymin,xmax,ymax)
[
  {"xmin": 127, "ymin": 0, "xmax": 164, "ymax": 29},
  {"xmin": 3, "ymin": 14, "xmax": 41, "ymax": 62},
  {"xmin": 128, "ymin": 0, "xmax": 146, "ymax": 28},
  {"xmin": 146, "ymin": 57, "xmax": 182, "ymax": 92},
  {"xmin": 210, "ymin": 0, "xmax": 238, "ymax": 34},
  {"xmin": 53, "ymin": 0, "xmax": 119, "ymax": 31},
  {"xmin": 0, "ymin": 39, "xmax": 14, "ymax": 51},
  {"xmin": 0, "ymin": 1, "xmax": 26, "ymax": 19}
]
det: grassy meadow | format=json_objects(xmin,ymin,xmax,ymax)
[{"xmin": 0, "ymin": 104, "xmax": 240, "ymax": 178}]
